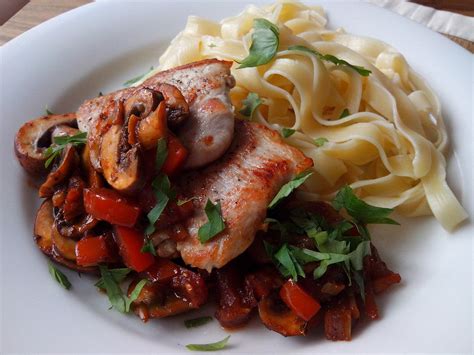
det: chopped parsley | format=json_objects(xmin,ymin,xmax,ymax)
[
  {"xmin": 198, "ymin": 199, "xmax": 226, "ymax": 243},
  {"xmin": 43, "ymin": 131, "xmax": 87, "ymax": 168}
]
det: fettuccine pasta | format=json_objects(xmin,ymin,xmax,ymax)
[{"xmin": 142, "ymin": 0, "xmax": 467, "ymax": 231}]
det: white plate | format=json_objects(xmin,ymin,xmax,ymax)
[{"xmin": 1, "ymin": 1, "xmax": 472, "ymax": 353}]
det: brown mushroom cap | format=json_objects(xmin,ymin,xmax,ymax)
[
  {"xmin": 14, "ymin": 113, "xmax": 77, "ymax": 176},
  {"xmin": 34, "ymin": 200, "xmax": 96, "ymax": 273}
]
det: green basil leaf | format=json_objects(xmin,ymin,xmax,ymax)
[
  {"xmin": 184, "ymin": 316, "xmax": 213, "ymax": 328},
  {"xmin": 95, "ymin": 267, "xmax": 132, "ymax": 289},
  {"xmin": 198, "ymin": 199, "xmax": 226, "ymax": 243},
  {"xmin": 140, "ymin": 239, "xmax": 157, "ymax": 256},
  {"xmin": 124, "ymin": 66, "xmax": 154, "ymax": 87},
  {"xmin": 155, "ymin": 137, "xmax": 168, "ymax": 172},
  {"xmin": 186, "ymin": 335, "xmax": 230, "ymax": 351},
  {"xmin": 268, "ymin": 170, "xmax": 313, "ymax": 208},
  {"xmin": 48, "ymin": 262, "xmax": 71, "ymax": 290},
  {"xmin": 314, "ymin": 137, "xmax": 328, "ymax": 147},
  {"xmin": 288, "ymin": 45, "xmax": 371, "ymax": 76},
  {"xmin": 239, "ymin": 92, "xmax": 262, "ymax": 119},
  {"xmin": 281, "ymin": 128, "xmax": 296, "ymax": 138},
  {"xmin": 333, "ymin": 186, "xmax": 399, "ymax": 225},
  {"xmin": 238, "ymin": 18, "xmax": 279, "ymax": 69},
  {"xmin": 339, "ymin": 108, "xmax": 350, "ymax": 118},
  {"xmin": 99, "ymin": 265, "xmax": 127, "ymax": 313},
  {"xmin": 125, "ymin": 279, "xmax": 148, "ymax": 312}
]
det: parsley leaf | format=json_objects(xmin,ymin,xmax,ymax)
[
  {"xmin": 281, "ymin": 128, "xmax": 296, "ymax": 138},
  {"xmin": 140, "ymin": 239, "xmax": 157, "ymax": 256},
  {"xmin": 98, "ymin": 265, "xmax": 147, "ymax": 313},
  {"xmin": 333, "ymin": 186, "xmax": 399, "ymax": 225},
  {"xmin": 288, "ymin": 45, "xmax": 371, "ymax": 76},
  {"xmin": 198, "ymin": 199, "xmax": 226, "ymax": 243},
  {"xmin": 314, "ymin": 137, "xmax": 328, "ymax": 147},
  {"xmin": 45, "ymin": 106, "xmax": 54, "ymax": 115},
  {"xmin": 184, "ymin": 316, "xmax": 213, "ymax": 328},
  {"xmin": 155, "ymin": 137, "xmax": 168, "ymax": 172},
  {"xmin": 186, "ymin": 335, "xmax": 230, "ymax": 351},
  {"xmin": 177, "ymin": 197, "xmax": 197, "ymax": 206},
  {"xmin": 268, "ymin": 170, "xmax": 312, "ymax": 208},
  {"xmin": 124, "ymin": 279, "xmax": 148, "ymax": 312},
  {"xmin": 238, "ymin": 18, "xmax": 279, "ymax": 69},
  {"xmin": 239, "ymin": 92, "xmax": 262, "ymax": 120},
  {"xmin": 43, "ymin": 131, "xmax": 87, "ymax": 168},
  {"xmin": 123, "ymin": 66, "xmax": 154, "ymax": 87},
  {"xmin": 48, "ymin": 262, "xmax": 71, "ymax": 290},
  {"xmin": 145, "ymin": 174, "xmax": 173, "ymax": 236},
  {"xmin": 274, "ymin": 244, "xmax": 305, "ymax": 280},
  {"xmin": 339, "ymin": 108, "xmax": 350, "ymax": 118},
  {"xmin": 95, "ymin": 267, "xmax": 132, "ymax": 289}
]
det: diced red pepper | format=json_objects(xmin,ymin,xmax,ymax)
[
  {"xmin": 114, "ymin": 226, "xmax": 155, "ymax": 272},
  {"xmin": 279, "ymin": 280, "xmax": 321, "ymax": 322},
  {"xmin": 144, "ymin": 258, "xmax": 181, "ymax": 283},
  {"xmin": 161, "ymin": 134, "xmax": 188, "ymax": 175},
  {"xmin": 76, "ymin": 236, "xmax": 113, "ymax": 267},
  {"xmin": 84, "ymin": 188, "xmax": 141, "ymax": 227},
  {"xmin": 373, "ymin": 273, "xmax": 401, "ymax": 294}
]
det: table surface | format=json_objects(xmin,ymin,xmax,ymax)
[{"xmin": 0, "ymin": 0, "xmax": 472, "ymax": 52}]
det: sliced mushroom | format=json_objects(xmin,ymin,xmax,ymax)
[
  {"xmin": 81, "ymin": 145, "xmax": 103, "ymax": 188},
  {"xmin": 51, "ymin": 125, "xmax": 80, "ymax": 139},
  {"xmin": 258, "ymin": 292, "xmax": 307, "ymax": 336},
  {"xmin": 38, "ymin": 145, "xmax": 79, "ymax": 198},
  {"xmin": 51, "ymin": 221, "xmax": 77, "ymax": 261},
  {"xmin": 34, "ymin": 200, "xmax": 96, "ymax": 273},
  {"xmin": 136, "ymin": 101, "xmax": 167, "ymax": 150},
  {"xmin": 153, "ymin": 83, "xmax": 189, "ymax": 128},
  {"xmin": 100, "ymin": 124, "xmax": 143, "ymax": 193},
  {"xmin": 124, "ymin": 88, "xmax": 162, "ymax": 120},
  {"xmin": 14, "ymin": 113, "xmax": 77, "ymax": 175}
]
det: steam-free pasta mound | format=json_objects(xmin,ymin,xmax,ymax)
[{"xmin": 143, "ymin": 0, "xmax": 467, "ymax": 231}]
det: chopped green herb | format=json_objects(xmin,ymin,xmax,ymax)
[
  {"xmin": 145, "ymin": 174, "xmax": 173, "ymax": 235},
  {"xmin": 288, "ymin": 45, "xmax": 371, "ymax": 76},
  {"xmin": 140, "ymin": 239, "xmax": 157, "ymax": 256},
  {"xmin": 281, "ymin": 128, "xmax": 296, "ymax": 138},
  {"xmin": 314, "ymin": 137, "xmax": 328, "ymax": 147},
  {"xmin": 239, "ymin": 92, "xmax": 262, "ymax": 120},
  {"xmin": 98, "ymin": 91, "xmax": 104, "ymax": 97},
  {"xmin": 98, "ymin": 265, "xmax": 147, "ymax": 313},
  {"xmin": 333, "ymin": 186, "xmax": 399, "ymax": 225},
  {"xmin": 268, "ymin": 170, "xmax": 312, "ymax": 208},
  {"xmin": 198, "ymin": 199, "xmax": 226, "ymax": 243},
  {"xmin": 184, "ymin": 316, "xmax": 213, "ymax": 328},
  {"xmin": 45, "ymin": 106, "xmax": 54, "ymax": 115},
  {"xmin": 238, "ymin": 18, "xmax": 279, "ymax": 69},
  {"xmin": 274, "ymin": 244, "xmax": 305, "ymax": 280},
  {"xmin": 155, "ymin": 137, "xmax": 168, "ymax": 172},
  {"xmin": 44, "ymin": 131, "xmax": 87, "ymax": 168},
  {"xmin": 95, "ymin": 267, "xmax": 131, "ymax": 289},
  {"xmin": 208, "ymin": 43, "xmax": 217, "ymax": 48},
  {"xmin": 339, "ymin": 108, "xmax": 350, "ymax": 118},
  {"xmin": 123, "ymin": 66, "xmax": 154, "ymax": 87},
  {"xmin": 124, "ymin": 279, "xmax": 148, "ymax": 312},
  {"xmin": 48, "ymin": 262, "xmax": 71, "ymax": 290},
  {"xmin": 186, "ymin": 335, "xmax": 230, "ymax": 351},
  {"xmin": 177, "ymin": 197, "xmax": 197, "ymax": 206}
]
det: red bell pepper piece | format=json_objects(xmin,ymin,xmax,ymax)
[
  {"xmin": 84, "ymin": 188, "xmax": 141, "ymax": 227},
  {"xmin": 161, "ymin": 134, "xmax": 188, "ymax": 175},
  {"xmin": 144, "ymin": 258, "xmax": 181, "ymax": 283},
  {"xmin": 373, "ymin": 273, "xmax": 401, "ymax": 294},
  {"xmin": 279, "ymin": 279, "xmax": 321, "ymax": 321},
  {"xmin": 114, "ymin": 226, "xmax": 155, "ymax": 272},
  {"xmin": 76, "ymin": 236, "xmax": 113, "ymax": 267}
]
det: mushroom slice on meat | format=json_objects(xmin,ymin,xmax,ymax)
[
  {"xmin": 38, "ymin": 145, "xmax": 79, "ymax": 198},
  {"xmin": 99, "ymin": 124, "xmax": 143, "ymax": 193},
  {"xmin": 14, "ymin": 113, "xmax": 77, "ymax": 175}
]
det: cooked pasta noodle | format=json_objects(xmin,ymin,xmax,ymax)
[{"xmin": 140, "ymin": 0, "xmax": 467, "ymax": 230}]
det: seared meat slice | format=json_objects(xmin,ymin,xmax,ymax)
[
  {"xmin": 175, "ymin": 121, "xmax": 313, "ymax": 271},
  {"xmin": 77, "ymin": 59, "xmax": 235, "ymax": 169}
]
